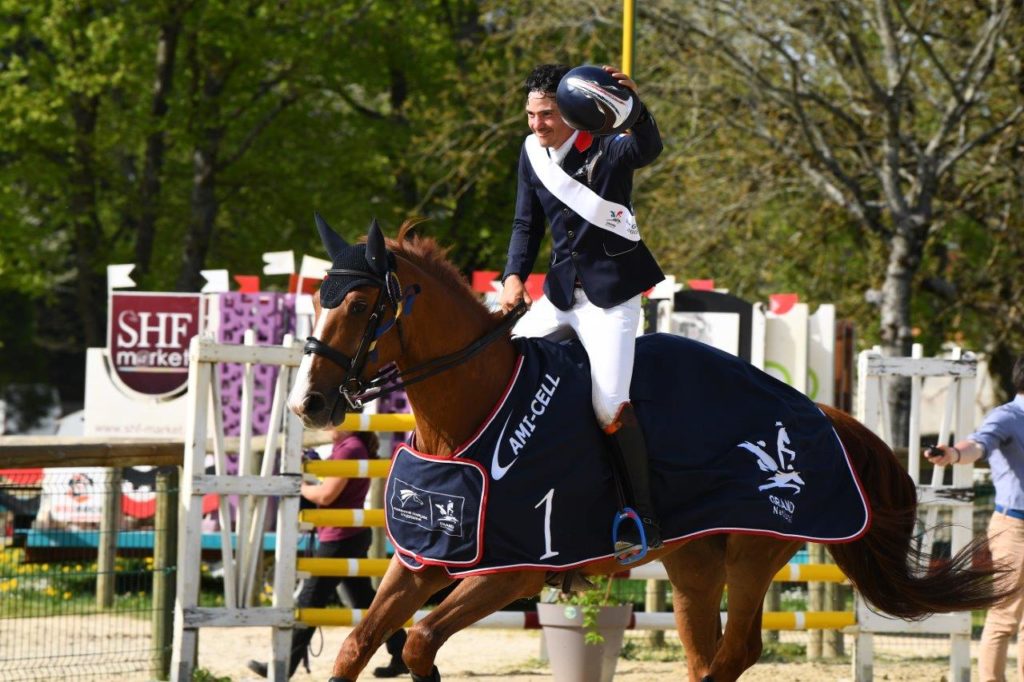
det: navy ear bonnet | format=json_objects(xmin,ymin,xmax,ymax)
[
  {"xmin": 319, "ymin": 242, "xmax": 379, "ymax": 309},
  {"xmin": 315, "ymin": 212, "xmax": 392, "ymax": 309}
]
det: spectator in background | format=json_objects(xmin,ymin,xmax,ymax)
[
  {"xmin": 247, "ymin": 430, "xmax": 407, "ymax": 679},
  {"xmin": 924, "ymin": 353, "xmax": 1024, "ymax": 682}
]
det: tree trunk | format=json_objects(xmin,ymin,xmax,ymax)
[
  {"xmin": 879, "ymin": 224, "xmax": 923, "ymax": 444},
  {"xmin": 177, "ymin": 53, "xmax": 228, "ymax": 293},
  {"xmin": 136, "ymin": 17, "xmax": 182, "ymax": 280},
  {"xmin": 69, "ymin": 93, "xmax": 105, "ymax": 347},
  {"xmin": 177, "ymin": 139, "xmax": 220, "ymax": 292}
]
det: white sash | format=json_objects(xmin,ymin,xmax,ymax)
[{"xmin": 524, "ymin": 135, "xmax": 640, "ymax": 242}]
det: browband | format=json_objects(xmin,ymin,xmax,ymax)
[{"xmin": 326, "ymin": 268, "xmax": 385, "ymax": 283}]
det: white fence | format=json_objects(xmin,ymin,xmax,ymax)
[
  {"xmin": 854, "ymin": 345, "xmax": 977, "ymax": 682},
  {"xmin": 171, "ymin": 333, "xmax": 305, "ymax": 682}
]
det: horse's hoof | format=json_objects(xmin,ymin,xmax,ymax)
[
  {"xmin": 410, "ymin": 666, "xmax": 441, "ymax": 682},
  {"xmin": 700, "ymin": 677, "xmax": 714, "ymax": 682},
  {"xmin": 328, "ymin": 678, "xmax": 354, "ymax": 682}
]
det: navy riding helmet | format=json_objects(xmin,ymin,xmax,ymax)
[{"xmin": 555, "ymin": 65, "xmax": 642, "ymax": 136}]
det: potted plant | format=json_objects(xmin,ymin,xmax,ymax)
[{"xmin": 536, "ymin": 576, "xmax": 634, "ymax": 682}]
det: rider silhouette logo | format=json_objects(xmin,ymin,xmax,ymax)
[
  {"xmin": 435, "ymin": 500, "xmax": 460, "ymax": 534},
  {"xmin": 738, "ymin": 421, "xmax": 805, "ymax": 523},
  {"xmin": 430, "ymin": 493, "xmax": 464, "ymax": 535}
]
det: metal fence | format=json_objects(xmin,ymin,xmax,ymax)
[{"xmin": 0, "ymin": 467, "xmax": 177, "ymax": 681}]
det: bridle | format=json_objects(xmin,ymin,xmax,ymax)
[{"xmin": 302, "ymin": 256, "xmax": 526, "ymax": 416}]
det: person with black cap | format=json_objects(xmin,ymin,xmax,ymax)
[{"xmin": 498, "ymin": 63, "xmax": 665, "ymax": 559}]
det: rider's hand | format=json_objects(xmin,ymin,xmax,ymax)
[
  {"xmin": 603, "ymin": 65, "xmax": 638, "ymax": 95},
  {"xmin": 499, "ymin": 274, "xmax": 532, "ymax": 312}
]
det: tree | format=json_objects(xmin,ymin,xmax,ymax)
[
  {"xmin": 640, "ymin": 0, "xmax": 1023, "ymax": 430},
  {"xmin": 0, "ymin": 0, "xmax": 138, "ymax": 348}
]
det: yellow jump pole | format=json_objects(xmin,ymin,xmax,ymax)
[{"xmin": 622, "ymin": 0, "xmax": 635, "ymax": 75}]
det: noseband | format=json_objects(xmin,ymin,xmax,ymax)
[
  {"xmin": 303, "ymin": 261, "xmax": 526, "ymax": 415},
  {"xmin": 303, "ymin": 264, "xmax": 408, "ymax": 412}
]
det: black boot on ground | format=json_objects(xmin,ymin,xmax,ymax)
[
  {"xmin": 373, "ymin": 627, "xmax": 409, "ymax": 678},
  {"xmin": 245, "ymin": 660, "xmax": 268, "ymax": 678}
]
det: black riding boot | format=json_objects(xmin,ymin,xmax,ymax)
[
  {"xmin": 605, "ymin": 402, "xmax": 662, "ymax": 556},
  {"xmin": 372, "ymin": 628, "xmax": 409, "ymax": 677}
]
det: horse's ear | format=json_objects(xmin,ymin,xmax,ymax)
[
  {"xmin": 315, "ymin": 211, "xmax": 348, "ymax": 261},
  {"xmin": 365, "ymin": 217, "xmax": 388, "ymax": 277}
]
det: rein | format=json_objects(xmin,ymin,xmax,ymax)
[
  {"xmin": 304, "ymin": 262, "xmax": 526, "ymax": 411},
  {"xmin": 352, "ymin": 301, "xmax": 526, "ymax": 404}
]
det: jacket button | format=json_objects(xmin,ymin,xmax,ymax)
[
  {"xmin": 567, "ymin": 230, "xmax": 575, "ymax": 239},
  {"xmin": 571, "ymin": 251, "xmax": 578, "ymax": 257},
  {"xmin": 562, "ymin": 207, "xmax": 571, "ymax": 215}
]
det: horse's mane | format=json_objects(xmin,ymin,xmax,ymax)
[{"xmin": 389, "ymin": 219, "xmax": 500, "ymax": 322}]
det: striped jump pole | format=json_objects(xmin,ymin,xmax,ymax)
[
  {"xmin": 296, "ymin": 557, "xmax": 848, "ymax": 584},
  {"xmin": 297, "ymin": 607, "xmax": 856, "ymax": 631},
  {"xmin": 300, "ymin": 508, "xmax": 386, "ymax": 527},
  {"xmin": 304, "ymin": 459, "xmax": 392, "ymax": 478},
  {"xmin": 336, "ymin": 413, "xmax": 416, "ymax": 433}
]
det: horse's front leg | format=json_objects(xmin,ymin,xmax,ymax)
[
  {"xmin": 331, "ymin": 557, "xmax": 452, "ymax": 681},
  {"xmin": 402, "ymin": 570, "xmax": 548, "ymax": 680}
]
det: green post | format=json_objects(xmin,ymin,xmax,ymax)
[
  {"xmin": 97, "ymin": 467, "xmax": 122, "ymax": 608},
  {"xmin": 762, "ymin": 583, "xmax": 780, "ymax": 644},
  {"xmin": 152, "ymin": 468, "xmax": 178, "ymax": 680},
  {"xmin": 644, "ymin": 579, "xmax": 665, "ymax": 646}
]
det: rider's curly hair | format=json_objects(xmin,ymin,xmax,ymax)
[{"xmin": 524, "ymin": 64, "xmax": 570, "ymax": 96}]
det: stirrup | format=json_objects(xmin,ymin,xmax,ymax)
[{"xmin": 612, "ymin": 507, "xmax": 649, "ymax": 565}]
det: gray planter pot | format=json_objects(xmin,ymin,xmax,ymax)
[{"xmin": 536, "ymin": 602, "xmax": 633, "ymax": 682}]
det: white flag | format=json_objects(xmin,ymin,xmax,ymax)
[
  {"xmin": 299, "ymin": 254, "xmax": 332, "ymax": 280},
  {"xmin": 295, "ymin": 293, "xmax": 316, "ymax": 316},
  {"xmin": 107, "ymin": 264, "xmax": 136, "ymax": 290},
  {"xmin": 647, "ymin": 275, "xmax": 679, "ymax": 300},
  {"xmin": 262, "ymin": 250, "xmax": 295, "ymax": 275},
  {"xmin": 200, "ymin": 269, "xmax": 230, "ymax": 293}
]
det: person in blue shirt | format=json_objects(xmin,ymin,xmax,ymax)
[
  {"xmin": 498, "ymin": 63, "xmax": 665, "ymax": 558},
  {"xmin": 925, "ymin": 353, "xmax": 1024, "ymax": 682}
]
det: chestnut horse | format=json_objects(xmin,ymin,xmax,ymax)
[{"xmin": 288, "ymin": 217, "xmax": 1002, "ymax": 682}]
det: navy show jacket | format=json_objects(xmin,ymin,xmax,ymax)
[{"xmin": 501, "ymin": 114, "xmax": 665, "ymax": 311}]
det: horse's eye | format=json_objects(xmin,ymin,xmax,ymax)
[{"xmin": 350, "ymin": 300, "xmax": 368, "ymax": 314}]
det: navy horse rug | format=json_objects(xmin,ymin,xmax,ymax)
[{"xmin": 385, "ymin": 333, "xmax": 870, "ymax": 577}]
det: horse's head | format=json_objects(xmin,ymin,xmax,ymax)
[{"xmin": 287, "ymin": 213, "xmax": 405, "ymax": 429}]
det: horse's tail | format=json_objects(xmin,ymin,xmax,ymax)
[{"xmin": 822, "ymin": 404, "xmax": 1009, "ymax": 619}]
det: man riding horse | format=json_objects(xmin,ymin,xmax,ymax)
[{"xmin": 499, "ymin": 63, "xmax": 665, "ymax": 559}]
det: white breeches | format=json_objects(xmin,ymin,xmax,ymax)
[{"xmin": 512, "ymin": 288, "xmax": 641, "ymax": 428}]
